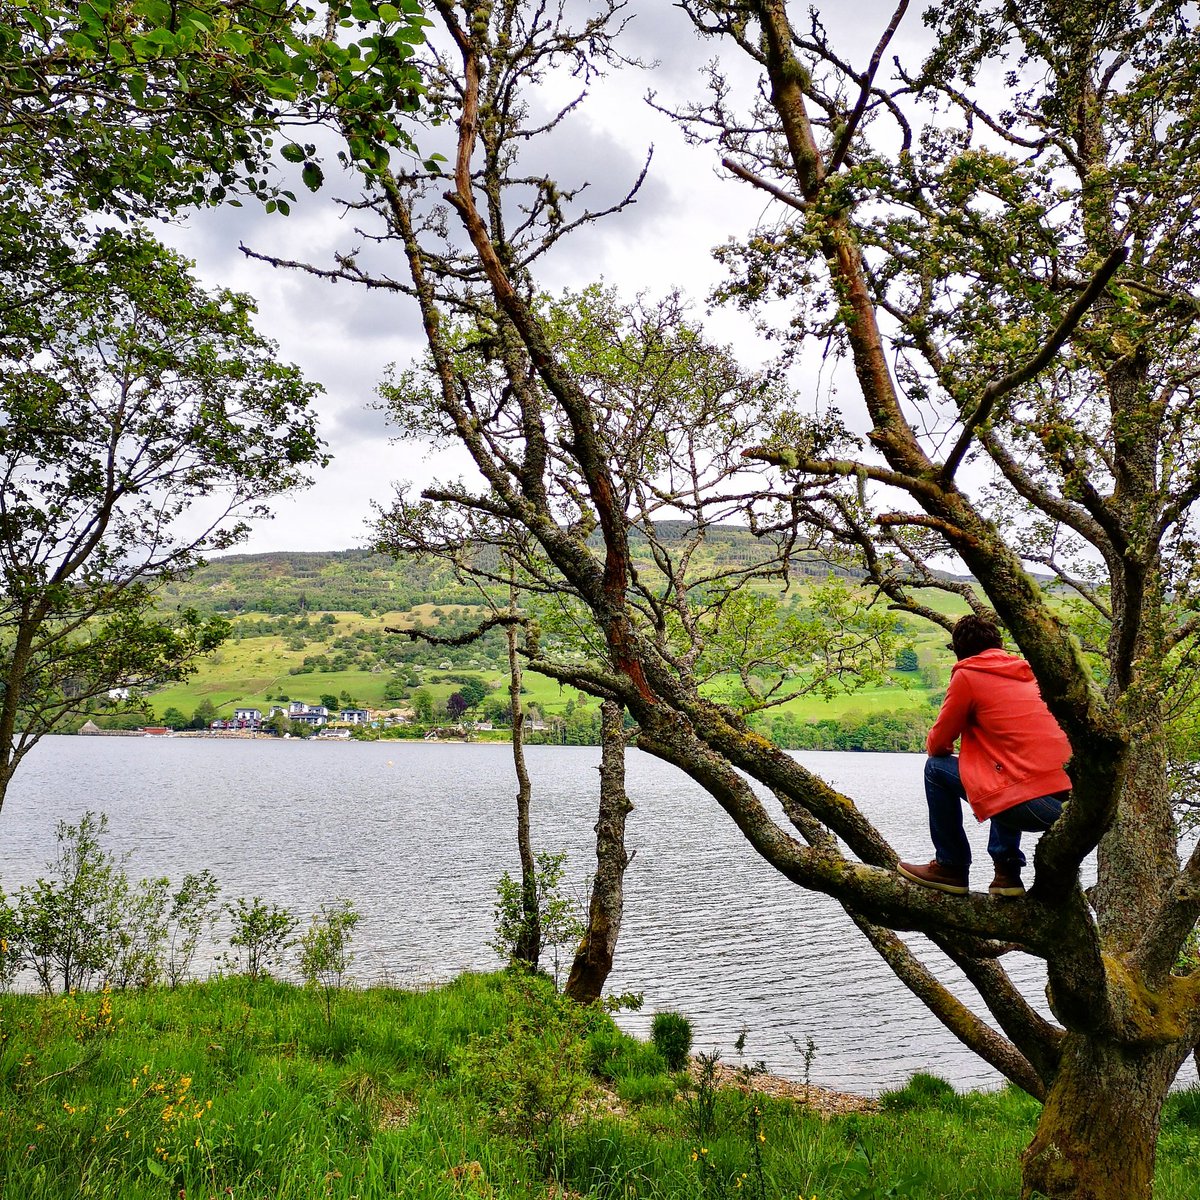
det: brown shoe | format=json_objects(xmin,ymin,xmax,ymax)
[
  {"xmin": 989, "ymin": 863, "xmax": 1025, "ymax": 897},
  {"xmin": 898, "ymin": 859, "xmax": 969, "ymax": 895}
]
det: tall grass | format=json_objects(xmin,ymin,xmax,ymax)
[{"xmin": 1, "ymin": 974, "xmax": 1197, "ymax": 1199}]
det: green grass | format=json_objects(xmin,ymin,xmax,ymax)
[{"xmin": 2, "ymin": 975, "xmax": 1198, "ymax": 1199}]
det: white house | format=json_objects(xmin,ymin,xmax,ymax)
[
  {"xmin": 234, "ymin": 707, "xmax": 262, "ymax": 723},
  {"xmin": 291, "ymin": 710, "xmax": 327, "ymax": 727},
  {"xmin": 339, "ymin": 708, "xmax": 370, "ymax": 725}
]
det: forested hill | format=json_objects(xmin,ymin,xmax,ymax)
[
  {"xmin": 158, "ymin": 529, "xmax": 870, "ymax": 616},
  {"xmin": 157, "ymin": 549, "xmax": 471, "ymax": 616}
]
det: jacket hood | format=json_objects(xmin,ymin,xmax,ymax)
[{"xmin": 949, "ymin": 647, "xmax": 1034, "ymax": 681}]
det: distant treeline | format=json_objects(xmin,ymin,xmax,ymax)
[{"xmin": 762, "ymin": 706, "xmax": 938, "ymax": 753}]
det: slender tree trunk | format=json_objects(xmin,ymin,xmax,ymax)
[
  {"xmin": 1021, "ymin": 1034, "xmax": 1184, "ymax": 1199},
  {"xmin": 506, "ymin": 590, "xmax": 539, "ymax": 968},
  {"xmin": 565, "ymin": 699, "xmax": 632, "ymax": 1003}
]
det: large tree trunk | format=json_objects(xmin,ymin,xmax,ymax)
[
  {"xmin": 1021, "ymin": 1034, "xmax": 1184, "ymax": 1200},
  {"xmin": 564, "ymin": 699, "xmax": 632, "ymax": 1003}
]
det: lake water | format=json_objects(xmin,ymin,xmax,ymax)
[{"xmin": 1, "ymin": 736, "xmax": 1058, "ymax": 1096}]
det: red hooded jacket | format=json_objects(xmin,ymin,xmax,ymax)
[{"xmin": 926, "ymin": 648, "xmax": 1072, "ymax": 821}]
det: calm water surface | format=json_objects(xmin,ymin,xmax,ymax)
[{"xmin": 2, "ymin": 736, "xmax": 1056, "ymax": 1095}]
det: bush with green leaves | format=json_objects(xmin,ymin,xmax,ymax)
[
  {"xmin": 651, "ymin": 1010, "xmax": 693, "ymax": 1072},
  {"xmin": 0, "ymin": 889, "xmax": 22, "ymax": 991},
  {"xmin": 491, "ymin": 849, "xmax": 584, "ymax": 985},
  {"xmin": 106, "ymin": 874, "xmax": 171, "ymax": 989},
  {"xmin": 164, "ymin": 870, "xmax": 222, "ymax": 987},
  {"xmin": 460, "ymin": 974, "xmax": 598, "ymax": 1167},
  {"xmin": 223, "ymin": 896, "xmax": 298, "ymax": 979},
  {"xmin": 297, "ymin": 898, "xmax": 360, "ymax": 1023},
  {"xmin": 15, "ymin": 816, "xmax": 137, "ymax": 993}
]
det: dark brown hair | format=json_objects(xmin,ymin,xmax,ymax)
[{"xmin": 951, "ymin": 613, "xmax": 1003, "ymax": 661}]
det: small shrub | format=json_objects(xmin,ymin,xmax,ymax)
[
  {"xmin": 490, "ymin": 849, "xmax": 584, "ymax": 986},
  {"xmin": 680, "ymin": 1048, "xmax": 721, "ymax": 1145},
  {"xmin": 298, "ymin": 898, "xmax": 360, "ymax": 1024},
  {"xmin": 879, "ymin": 1071, "xmax": 959, "ymax": 1113},
  {"xmin": 616, "ymin": 1072, "xmax": 676, "ymax": 1106},
  {"xmin": 459, "ymin": 975, "xmax": 597, "ymax": 1167},
  {"xmin": 18, "ymin": 812, "xmax": 129, "ymax": 993},
  {"xmin": 106, "ymin": 875, "xmax": 171, "ymax": 989},
  {"xmin": 0, "ymin": 889, "xmax": 22, "ymax": 991},
  {"xmin": 651, "ymin": 1010, "xmax": 693, "ymax": 1071},
  {"xmin": 164, "ymin": 870, "xmax": 222, "ymax": 987},
  {"xmin": 585, "ymin": 1024, "xmax": 625, "ymax": 1079},
  {"xmin": 223, "ymin": 896, "xmax": 298, "ymax": 979},
  {"xmin": 585, "ymin": 1024, "xmax": 666, "ymax": 1083}
]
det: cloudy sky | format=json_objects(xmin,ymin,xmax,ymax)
[{"xmin": 161, "ymin": 1, "xmax": 923, "ymax": 555}]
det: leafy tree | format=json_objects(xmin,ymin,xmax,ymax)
[
  {"xmin": 458, "ymin": 676, "xmax": 489, "ymax": 709},
  {"xmin": 0, "ymin": 224, "xmax": 324, "ymax": 818},
  {"xmin": 491, "ymin": 850, "xmax": 584, "ymax": 988},
  {"xmin": 265, "ymin": 711, "xmax": 291, "ymax": 737},
  {"xmin": 164, "ymin": 870, "xmax": 222, "ymax": 988},
  {"xmin": 290, "ymin": 2, "xmax": 1200, "ymax": 1194},
  {"xmin": 188, "ymin": 700, "xmax": 218, "ymax": 732},
  {"xmin": 446, "ymin": 692, "xmax": 468, "ymax": 719},
  {"xmin": 895, "ymin": 648, "xmax": 920, "ymax": 673},
  {"xmin": 411, "ymin": 687, "xmax": 435, "ymax": 723},
  {"xmin": 0, "ymin": 0, "xmax": 430, "ymax": 217},
  {"xmin": 481, "ymin": 695, "xmax": 513, "ymax": 726},
  {"xmin": 320, "ymin": 693, "xmax": 340, "ymax": 712},
  {"xmin": 159, "ymin": 707, "xmax": 190, "ymax": 731},
  {"xmin": 0, "ymin": 888, "xmax": 23, "ymax": 991}
]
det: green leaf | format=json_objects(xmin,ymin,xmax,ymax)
[
  {"xmin": 301, "ymin": 162, "xmax": 324, "ymax": 192},
  {"xmin": 280, "ymin": 142, "xmax": 307, "ymax": 164},
  {"xmin": 219, "ymin": 30, "xmax": 252, "ymax": 55}
]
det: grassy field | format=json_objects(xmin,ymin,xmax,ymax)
[
  {"xmin": 143, "ymin": 581, "xmax": 976, "ymax": 725},
  {"xmin": 4, "ymin": 973, "xmax": 1197, "ymax": 1200}
]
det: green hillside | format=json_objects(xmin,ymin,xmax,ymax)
[
  {"xmin": 157, "ymin": 530, "xmax": 932, "ymax": 618},
  {"xmin": 139, "ymin": 541, "xmax": 970, "ymax": 743}
]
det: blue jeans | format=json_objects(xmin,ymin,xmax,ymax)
[{"xmin": 924, "ymin": 755, "xmax": 1064, "ymax": 869}]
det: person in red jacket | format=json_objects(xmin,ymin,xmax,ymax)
[{"xmin": 898, "ymin": 613, "xmax": 1072, "ymax": 897}]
